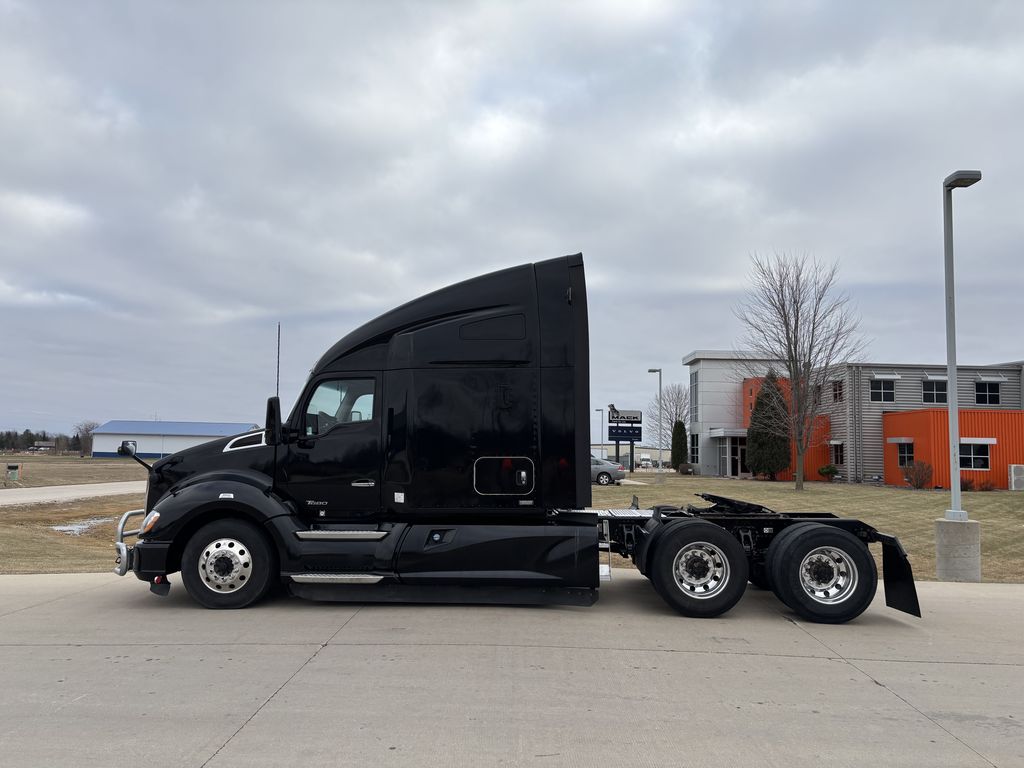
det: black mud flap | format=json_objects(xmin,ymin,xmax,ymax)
[
  {"xmin": 877, "ymin": 534, "xmax": 921, "ymax": 617},
  {"xmin": 149, "ymin": 576, "xmax": 171, "ymax": 597}
]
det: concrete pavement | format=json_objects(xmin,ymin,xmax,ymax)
[
  {"xmin": 0, "ymin": 481, "xmax": 146, "ymax": 506},
  {"xmin": 0, "ymin": 570, "xmax": 1021, "ymax": 767}
]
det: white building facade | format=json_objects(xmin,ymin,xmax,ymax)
[
  {"xmin": 682, "ymin": 350, "xmax": 781, "ymax": 477},
  {"xmin": 93, "ymin": 421, "xmax": 260, "ymax": 459}
]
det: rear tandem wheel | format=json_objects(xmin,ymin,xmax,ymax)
[
  {"xmin": 768, "ymin": 524, "xmax": 878, "ymax": 624},
  {"xmin": 649, "ymin": 520, "xmax": 749, "ymax": 618},
  {"xmin": 762, "ymin": 522, "xmax": 820, "ymax": 599}
]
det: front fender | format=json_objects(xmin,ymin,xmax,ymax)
[{"xmin": 143, "ymin": 476, "xmax": 292, "ymax": 573}]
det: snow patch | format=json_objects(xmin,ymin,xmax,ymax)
[{"xmin": 51, "ymin": 517, "xmax": 115, "ymax": 536}]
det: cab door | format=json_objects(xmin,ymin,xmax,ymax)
[{"xmin": 278, "ymin": 374, "xmax": 382, "ymax": 521}]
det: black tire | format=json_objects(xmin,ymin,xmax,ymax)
[
  {"xmin": 180, "ymin": 519, "xmax": 274, "ymax": 609},
  {"xmin": 596, "ymin": 472, "xmax": 612, "ymax": 485},
  {"xmin": 765, "ymin": 521, "xmax": 820, "ymax": 601},
  {"xmin": 770, "ymin": 524, "xmax": 878, "ymax": 624},
  {"xmin": 649, "ymin": 521, "xmax": 748, "ymax": 618},
  {"xmin": 761, "ymin": 524, "xmax": 815, "ymax": 602},
  {"xmin": 770, "ymin": 524, "xmax": 831, "ymax": 606}
]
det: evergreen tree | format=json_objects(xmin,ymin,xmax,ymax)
[
  {"xmin": 747, "ymin": 371, "xmax": 791, "ymax": 480},
  {"xmin": 670, "ymin": 420, "xmax": 688, "ymax": 470}
]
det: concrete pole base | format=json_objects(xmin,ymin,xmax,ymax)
[{"xmin": 934, "ymin": 518, "xmax": 981, "ymax": 582}]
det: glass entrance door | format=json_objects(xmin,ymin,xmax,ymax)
[{"xmin": 730, "ymin": 437, "xmax": 748, "ymax": 476}]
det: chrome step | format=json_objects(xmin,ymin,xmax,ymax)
[
  {"xmin": 290, "ymin": 573, "xmax": 383, "ymax": 584},
  {"xmin": 294, "ymin": 530, "xmax": 388, "ymax": 541},
  {"xmin": 599, "ymin": 564, "xmax": 612, "ymax": 582}
]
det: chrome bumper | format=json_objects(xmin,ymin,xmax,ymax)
[{"xmin": 113, "ymin": 509, "xmax": 146, "ymax": 576}]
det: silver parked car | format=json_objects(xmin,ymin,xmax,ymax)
[{"xmin": 591, "ymin": 457, "xmax": 625, "ymax": 485}]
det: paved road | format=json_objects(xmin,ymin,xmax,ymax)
[
  {"xmin": 0, "ymin": 481, "xmax": 146, "ymax": 507},
  {"xmin": 0, "ymin": 570, "xmax": 1020, "ymax": 767}
]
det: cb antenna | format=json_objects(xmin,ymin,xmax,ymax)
[{"xmin": 276, "ymin": 322, "xmax": 281, "ymax": 398}]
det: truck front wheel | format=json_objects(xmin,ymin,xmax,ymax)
[
  {"xmin": 769, "ymin": 525, "xmax": 877, "ymax": 624},
  {"xmin": 181, "ymin": 519, "xmax": 274, "ymax": 609},
  {"xmin": 650, "ymin": 521, "xmax": 748, "ymax": 618}
]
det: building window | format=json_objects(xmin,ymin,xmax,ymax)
[
  {"xmin": 922, "ymin": 381, "xmax": 947, "ymax": 404},
  {"xmin": 832, "ymin": 381, "xmax": 844, "ymax": 402},
  {"xmin": 689, "ymin": 371, "xmax": 699, "ymax": 422},
  {"xmin": 898, "ymin": 443, "xmax": 914, "ymax": 467},
  {"xmin": 975, "ymin": 382, "xmax": 1000, "ymax": 405},
  {"xmin": 690, "ymin": 434, "xmax": 699, "ymax": 465},
  {"xmin": 830, "ymin": 444, "xmax": 845, "ymax": 466},
  {"xmin": 959, "ymin": 444, "xmax": 990, "ymax": 470},
  {"xmin": 870, "ymin": 380, "xmax": 895, "ymax": 402}
]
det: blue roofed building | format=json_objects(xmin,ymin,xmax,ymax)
[{"xmin": 92, "ymin": 420, "xmax": 260, "ymax": 458}]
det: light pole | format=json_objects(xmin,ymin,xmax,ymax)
[
  {"xmin": 594, "ymin": 407, "xmax": 604, "ymax": 459},
  {"xmin": 942, "ymin": 170, "xmax": 981, "ymax": 521},
  {"xmin": 936, "ymin": 169, "xmax": 982, "ymax": 582},
  {"xmin": 648, "ymin": 368, "xmax": 663, "ymax": 482}
]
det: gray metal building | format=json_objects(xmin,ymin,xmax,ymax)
[{"xmin": 819, "ymin": 361, "xmax": 1024, "ymax": 481}]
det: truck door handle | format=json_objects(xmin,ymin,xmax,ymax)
[
  {"xmin": 351, "ymin": 479, "xmax": 376, "ymax": 488},
  {"xmin": 516, "ymin": 470, "xmax": 527, "ymax": 487}
]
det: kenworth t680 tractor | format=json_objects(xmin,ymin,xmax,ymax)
[{"xmin": 114, "ymin": 254, "xmax": 920, "ymax": 624}]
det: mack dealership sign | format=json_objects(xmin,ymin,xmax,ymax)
[{"xmin": 607, "ymin": 405, "xmax": 642, "ymax": 424}]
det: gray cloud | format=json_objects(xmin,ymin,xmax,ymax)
[{"xmin": 1, "ymin": 0, "xmax": 1021, "ymax": 434}]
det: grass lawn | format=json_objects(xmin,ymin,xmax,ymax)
[
  {"xmin": 0, "ymin": 494, "xmax": 145, "ymax": 574},
  {"xmin": 1, "ymin": 473, "xmax": 1021, "ymax": 582},
  {"xmin": 1, "ymin": 455, "xmax": 143, "ymax": 489},
  {"xmin": 594, "ymin": 474, "xmax": 1024, "ymax": 583}
]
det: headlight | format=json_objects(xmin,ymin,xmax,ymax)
[{"xmin": 140, "ymin": 511, "xmax": 161, "ymax": 535}]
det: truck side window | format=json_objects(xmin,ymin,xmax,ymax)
[{"xmin": 304, "ymin": 378, "xmax": 375, "ymax": 436}]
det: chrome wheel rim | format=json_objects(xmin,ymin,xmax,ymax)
[
  {"xmin": 198, "ymin": 537, "xmax": 252, "ymax": 594},
  {"xmin": 799, "ymin": 546, "xmax": 858, "ymax": 604},
  {"xmin": 672, "ymin": 541, "xmax": 730, "ymax": 599}
]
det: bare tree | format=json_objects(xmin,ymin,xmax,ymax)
[
  {"xmin": 74, "ymin": 420, "xmax": 100, "ymax": 457},
  {"xmin": 734, "ymin": 253, "xmax": 865, "ymax": 490},
  {"xmin": 644, "ymin": 383, "xmax": 689, "ymax": 451}
]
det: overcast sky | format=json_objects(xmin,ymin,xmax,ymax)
[{"xmin": 2, "ymin": 0, "xmax": 1022, "ymax": 436}]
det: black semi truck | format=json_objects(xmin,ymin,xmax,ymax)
[{"xmin": 114, "ymin": 254, "xmax": 920, "ymax": 624}]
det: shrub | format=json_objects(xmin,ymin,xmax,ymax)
[
  {"xmin": 817, "ymin": 464, "xmax": 839, "ymax": 480},
  {"xmin": 746, "ymin": 372, "xmax": 790, "ymax": 480},
  {"xmin": 903, "ymin": 461, "xmax": 933, "ymax": 490},
  {"xmin": 961, "ymin": 476, "xmax": 975, "ymax": 492},
  {"xmin": 977, "ymin": 480, "xmax": 995, "ymax": 492},
  {"xmin": 670, "ymin": 421, "xmax": 688, "ymax": 470}
]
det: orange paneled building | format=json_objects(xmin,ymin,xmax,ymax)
[
  {"xmin": 742, "ymin": 377, "xmax": 832, "ymax": 482},
  {"xmin": 883, "ymin": 409, "xmax": 1024, "ymax": 490}
]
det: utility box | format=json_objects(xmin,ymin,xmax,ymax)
[{"xmin": 6, "ymin": 464, "xmax": 21, "ymax": 481}]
